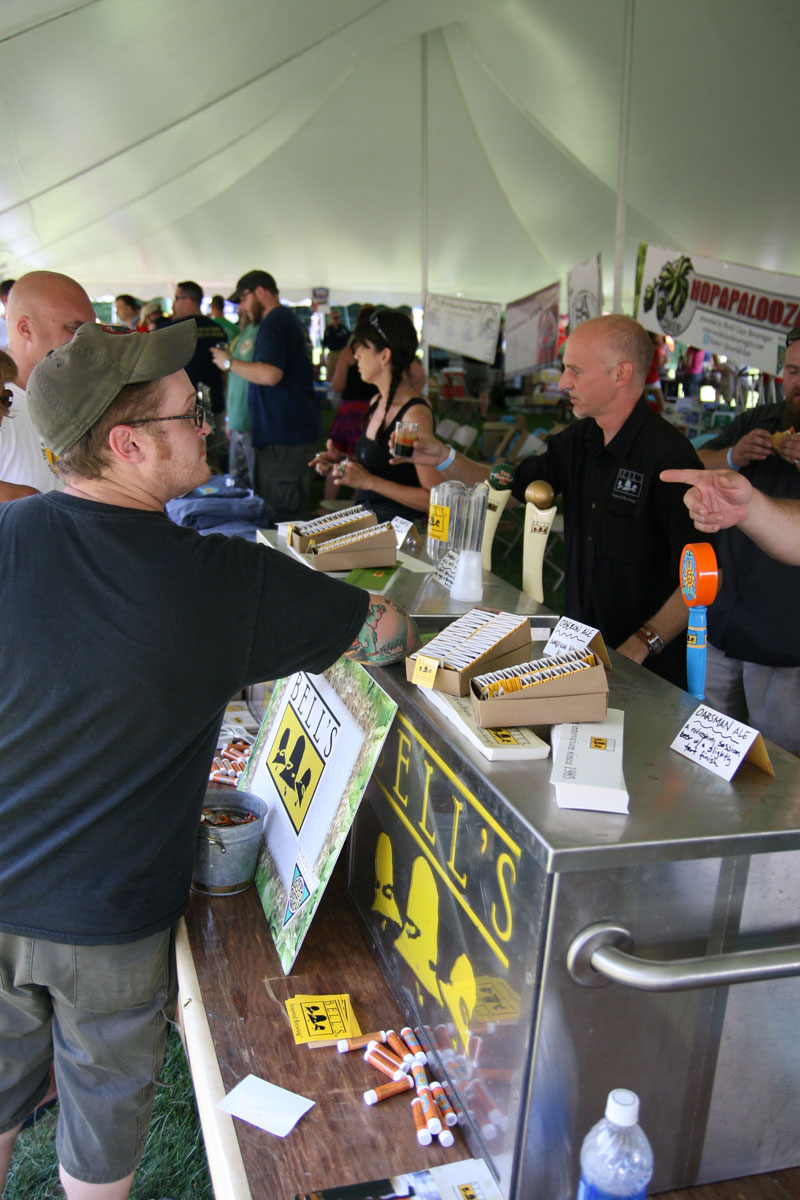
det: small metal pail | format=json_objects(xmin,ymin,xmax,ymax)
[{"xmin": 191, "ymin": 787, "xmax": 268, "ymax": 896}]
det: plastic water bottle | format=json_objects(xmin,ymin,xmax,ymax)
[{"xmin": 576, "ymin": 1089, "xmax": 653, "ymax": 1199}]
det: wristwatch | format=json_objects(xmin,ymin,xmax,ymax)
[
  {"xmin": 221, "ymin": 357, "xmax": 232, "ymax": 371},
  {"xmin": 635, "ymin": 624, "xmax": 664, "ymax": 655}
]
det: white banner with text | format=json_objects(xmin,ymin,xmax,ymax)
[{"xmin": 636, "ymin": 245, "xmax": 800, "ymax": 375}]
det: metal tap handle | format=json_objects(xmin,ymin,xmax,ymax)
[{"xmin": 567, "ymin": 921, "xmax": 800, "ymax": 992}]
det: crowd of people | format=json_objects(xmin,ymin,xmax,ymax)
[{"xmin": 0, "ymin": 267, "xmax": 798, "ymax": 1198}]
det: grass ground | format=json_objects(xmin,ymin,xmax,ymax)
[
  {"xmin": 5, "ymin": 1030, "xmax": 212, "ymax": 1199},
  {"xmin": 5, "ymin": 400, "xmax": 563, "ymax": 1198}
]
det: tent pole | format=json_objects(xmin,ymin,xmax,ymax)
[
  {"xmin": 613, "ymin": 0, "xmax": 635, "ymax": 313},
  {"xmin": 421, "ymin": 33, "xmax": 430, "ymax": 379}
]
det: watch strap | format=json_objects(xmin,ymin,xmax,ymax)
[{"xmin": 635, "ymin": 624, "xmax": 664, "ymax": 654}]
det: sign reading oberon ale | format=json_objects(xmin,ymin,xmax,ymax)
[{"xmin": 348, "ymin": 706, "xmax": 549, "ymax": 1183}]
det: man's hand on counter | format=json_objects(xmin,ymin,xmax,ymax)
[
  {"xmin": 345, "ymin": 596, "xmax": 421, "ymax": 665},
  {"xmin": 615, "ymin": 632, "xmax": 651, "ymax": 665}
]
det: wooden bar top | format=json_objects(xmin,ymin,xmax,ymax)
[
  {"xmin": 182, "ymin": 860, "xmax": 463, "ymax": 1198},
  {"xmin": 182, "ymin": 862, "xmax": 800, "ymax": 1200}
]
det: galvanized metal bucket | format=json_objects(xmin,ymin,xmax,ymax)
[{"xmin": 191, "ymin": 787, "xmax": 268, "ymax": 896}]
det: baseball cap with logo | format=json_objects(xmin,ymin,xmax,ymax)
[
  {"xmin": 27, "ymin": 321, "xmax": 197, "ymax": 456},
  {"xmin": 227, "ymin": 270, "xmax": 278, "ymax": 303}
]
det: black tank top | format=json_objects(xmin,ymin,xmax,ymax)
[{"xmin": 353, "ymin": 397, "xmax": 432, "ymax": 523}]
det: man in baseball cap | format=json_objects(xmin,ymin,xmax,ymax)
[
  {"xmin": 227, "ymin": 268, "xmax": 278, "ymax": 304},
  {"xmin": 0, "ymin": 322, "xmax": 417, "ymax": 1197},
  {"xmin": 212, "ymin": 269, "xmax": 320, "ymax": 524}
]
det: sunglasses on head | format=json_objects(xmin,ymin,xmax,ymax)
[{"xmin": 368, "ymin": 309, "xmax": 389, "ymax": 342}]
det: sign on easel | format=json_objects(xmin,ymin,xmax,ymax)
[
  {"xmin": 240, "ymin": 658, "xmax": 397, "ymax": 973},
  {"xmin": 671, "ymin": 704, "xmax": 774, "ymax": 780}
]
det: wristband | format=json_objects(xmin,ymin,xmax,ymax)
[
  {"xmin": 726, "ymin": 446, "xmax": 739, "ymax": 471},
  {"xmin": 437, "ymin": 445, "xmax": 456, "ymax": 472}
]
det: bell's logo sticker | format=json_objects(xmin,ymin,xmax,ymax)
[
  {"xmin": 411, "ymin": 654, "xmax": 439, "ymax": 689},
  {"xmin": 267, "ymin": 703, "xmax": 324, "ymax": 833},
  {"xmin": 474, "ymin": 975, "xmax": 520, "ymax": 1021},
  {"xmin": 488, "ymin": 727, "xmax": 517, "ymax": 745},
  {"xmin": 427, "ymin": 503, "xmax": 450, "ymax": 541},
  {"xmin": 590, "ymin": 736, "xmax": 616, "ymax": 751}
]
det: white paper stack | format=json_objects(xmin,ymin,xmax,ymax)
[
  {"xmin": 549, "ymin": 708, "xmax": 628, "ymax": 813},
  {"xmin": 419, "ymin": 686, "xmax": 550, "ymax": 761}
]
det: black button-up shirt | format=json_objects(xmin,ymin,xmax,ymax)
[
  {"xmin": 704, "ymin": 403, "xmax": 800, "ymax": 666},
  {"xmin": 513, "ymin": 397, "xmax": 703, "ymax": 687}
]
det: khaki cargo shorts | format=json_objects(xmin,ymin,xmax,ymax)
[{"xmin": 0, "ymin": 926, "xmax": 177, "ymax": 1185}]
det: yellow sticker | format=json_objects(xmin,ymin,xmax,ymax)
[
  {"xmin": 427, "ymin": 503, "xmax": 450, "ymax": 541},
  {"xmin": 285, "ymin": 993, "xmax": 361, "ymax": 1045},
  {"xmin": 590, "ymin": 736, "xmax": 608, "ymax": 750},
  {"xmin": 487, "ymin": 727, "xmax": 519, "ymax": 745},
  {"xmin": 412, "ymin": 654, "xmax": 440, "ymax": 689},
  {"xmin": 472, "ymin": 975, "xmax": 520, "ymax": 1022}
]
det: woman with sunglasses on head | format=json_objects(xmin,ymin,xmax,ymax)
[{"xmin": 311, "ymin": 308, "xmax": 437, "ymax": 524}]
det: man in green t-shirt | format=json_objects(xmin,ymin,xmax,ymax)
[
  {"xmin": 225, "ymin": 319, "xmax": 258, "ymax": 486},
  {"xmin": 209, "ymin": 294, "xmax": 239, "ymax": 343}
]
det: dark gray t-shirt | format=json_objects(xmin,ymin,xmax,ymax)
[{"xmin": 0, "ymin": 493, "xmax": 368, "ymax": 943}]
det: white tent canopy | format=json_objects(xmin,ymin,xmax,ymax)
[{"xmin": 1, "ymin": 0, "xmax": 797, "ymax": 310}]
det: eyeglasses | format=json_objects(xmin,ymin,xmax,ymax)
[
  {"xmin": 237, "ymin": 289, "xmax": 252, "ymax": 301},
  {"xmin": 126, "ymin": 402, "xmax": 207, "ymax": 430},
  {"xmin": 786, "ymin": 327, "xmax": 800, "ymax": 347},
  {"xmin": 369, "ymin": 309, "xmax": 389, "ymax": 342},
  {"xmin": 173, "ymin": 293, "xmax": 191, "ymax": 303}
]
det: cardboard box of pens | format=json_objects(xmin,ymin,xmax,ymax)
[
  {"xmin": 469, "ymin": 649, "xmax": 608, "ymax": 727},
  {"xmin": 287, "ymin": 504, "xmax": 376, "ymax": 554},
  {"xmin": 406, "ymin": 608, "xmax": 532, "ymax": 697},
  {"xmin": 305, "ymin": 522, "xmax": 397, "ymax": 571}
]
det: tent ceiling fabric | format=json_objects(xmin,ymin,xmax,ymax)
[{"xmin": 0, "ymin": 0, "xmax": 797, "ymax": 308}]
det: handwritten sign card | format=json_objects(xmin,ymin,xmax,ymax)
[
  {"xmin": 544, "ymin": 617, "xmax": 611, "ymax": 668},
  {"xmin": 671, "ymin": 704, "xmax": 774, "ymax": 780}
]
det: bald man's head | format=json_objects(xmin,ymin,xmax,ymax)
[{"xmin": 7, "ymin": 271, "xmax": 96, "ymax": 387}]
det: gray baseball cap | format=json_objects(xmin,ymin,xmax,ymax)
[{"xmin": 27, "ymin": 320, "xmax": 197, "ymax": 456}]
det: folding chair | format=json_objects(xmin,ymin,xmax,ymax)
[{"xmin": 451, "ymin": 424, "xmax": 478, "ymax": 456}]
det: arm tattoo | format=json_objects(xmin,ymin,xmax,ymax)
[{"xmin": 346, "ymin": 600, "xmax": 411, "ymax": 665}]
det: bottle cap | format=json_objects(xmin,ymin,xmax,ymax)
[{"xmin": 605, "ymin": 1088, "xmax": 640, "ymax": 1127}]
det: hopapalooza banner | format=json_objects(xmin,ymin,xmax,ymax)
[{"xmin": 635, "ymin": 245, "xmax": 800, "ymax": 375}]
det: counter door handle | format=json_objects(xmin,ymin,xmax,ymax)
[{"xmin": 567, "ymin": 922, "xmax": 800, "ymax": 991}]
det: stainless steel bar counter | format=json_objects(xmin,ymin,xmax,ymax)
[
  {"xmin": 207, "ymin": 538, "xmax": 800, "ymax": 1197},
  {"xmin": 344, "ymin": 633, "xmax": 800, "ymax": 1198}
]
